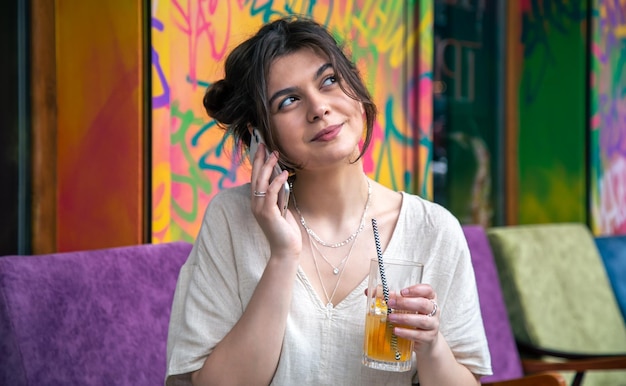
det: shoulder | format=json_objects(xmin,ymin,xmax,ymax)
[
  {"xmin": 209, "ymin": 183, "xmax": 251, "ymax": 207},
  {"xmin": 400, "ymin": 192, "xmax": 462, "ymax": 231},
  {"xmin": 194, "ymin": 184, "xmax": 256, "ymax": 240},
  {"xmin": 397, "ymin": 192, "xmax": 467, "ymax": 256},
  {"xmin": 203, "ymin": 184, "xmax": 251, "ymax": 218}
]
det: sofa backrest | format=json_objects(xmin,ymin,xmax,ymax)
[
  {"xmin": 461, "ymin": 225, "xmax": 524, "ymax": 383},
  {"xmin": 0, "ymin": 241, "xmax": 192, "ymax": 386}
]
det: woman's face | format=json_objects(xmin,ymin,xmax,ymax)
[{"xmin": 266, "ymin": 48, "xmax": 365, "ymax": 171}]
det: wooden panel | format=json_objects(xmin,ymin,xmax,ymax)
[{"xmin": 31, "ymin": 0, "xmax": 57, "ymax": 254}]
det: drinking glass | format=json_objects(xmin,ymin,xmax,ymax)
[{"xmin": 362, "ymin": 258, "xmax": 424, "ymax": 372}]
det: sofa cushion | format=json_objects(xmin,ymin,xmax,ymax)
[
  {"xmin": 0, "ymin": 241, "xmax": 192, "ymax": 386},
  {"xmin": 487, "ymin": 223, "xmax": 626, "ymax": 385},
  {"xmin": 595, "ymin": 235, "xmax": 626, "ymax": 323}
]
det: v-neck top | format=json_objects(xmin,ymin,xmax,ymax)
[{"xmin": 166, "ymin": 184, "xmax": 492, "ymax": 385}]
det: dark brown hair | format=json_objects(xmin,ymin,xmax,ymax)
[{"xmin": 202, "ymin": 15, "xmax": 376, "ymax": 171}]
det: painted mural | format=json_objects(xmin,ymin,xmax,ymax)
[
  {"xmin": 514, "ymin": 0, "xmax": 588, "ymax": 225},
  {"xmin": 591, "ymin": 0, "xmax": 626, "ymax": 236},
  {"xmin": 151, "ymin": 0, "xmax": 433, "ymax": 243}
]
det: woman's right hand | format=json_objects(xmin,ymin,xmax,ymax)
[{"xmin": 250, "ymin": 143, "xmax": 302, "ymax": 259}]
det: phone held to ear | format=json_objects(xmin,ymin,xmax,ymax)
[{"xmin": 249, "ymin": 128, "xmax": 290, "ymax": 217}]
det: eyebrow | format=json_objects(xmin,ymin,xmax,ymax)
[{"xmin": 268, "ymin": 62, "xmax": 334, "ymax": 107}]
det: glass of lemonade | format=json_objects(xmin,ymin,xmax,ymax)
[{"xmin": 362, "ymin": 258, "xmax": 424, "ymax": 372}]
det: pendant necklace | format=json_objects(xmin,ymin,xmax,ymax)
[
  {"xmin": 308, "ymin": 230, "xmax": 359, "ymax": 309},
  {"xmin": 309, "ymin": 237, "xmax": 351, "ymax": 275}
]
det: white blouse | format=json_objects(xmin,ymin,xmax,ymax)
[{"xmin": 165, "ymin": 184, "xmax": 492, "ymax": 385}]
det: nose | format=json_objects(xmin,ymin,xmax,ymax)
[{"xmin": 306, "ymin": 93, "xmax": 330, "ymax": 123}]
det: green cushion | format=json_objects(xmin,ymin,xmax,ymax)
[{"xmin": 487, "ymin": 223, "xmax": 626, "ymax": 385}]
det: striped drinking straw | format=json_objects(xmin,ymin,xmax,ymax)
[{"xmin": 371, "ymin": 218, "xmax": 401, "ymax": 361}]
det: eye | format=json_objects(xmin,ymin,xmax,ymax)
[
  {"xmin": 278, "ymin": 96, "xmax": 298, "ymax": 110},
  {"xmin": 322, "ymin": 75, "xmax": 337, "ymax": 87}
]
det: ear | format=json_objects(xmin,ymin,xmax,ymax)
[{"xmin": 247, "ymin": 123, "xmax": 254, "ymax": 136}]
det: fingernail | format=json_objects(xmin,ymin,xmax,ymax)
[
  {"xmin": 387, "ymin": 298, "xmax": 396, "ymax": 307},
  {"xmin": 400, "ymin": 289, "xmax": 409, "ymax": 296}
]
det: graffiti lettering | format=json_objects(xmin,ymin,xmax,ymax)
[
  {"xmin": 434, "ymin": 37, "xmax": 481, "ymax": 102},
  {"xmin": 152, "ymin": 18, "xmax": 170, "ymax": 108},
  {"xmin": 172, "ymin": 0, "xmax": 233, "ymax": 89}
]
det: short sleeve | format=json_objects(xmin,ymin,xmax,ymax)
[{"xmin": 165, "ymin": 190, "xmax": 247, "ymax": 383}]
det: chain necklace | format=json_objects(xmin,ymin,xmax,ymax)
[
  {"xmin": 310, "ymin": 236, "xmax": 352, "ymax": 275},
  {"xmin": 292, "ymin": 177, "xmax": 372, "ymax": 248},
  {"xmin": 308, "ymin": 229, "xmax": 359, "ymax": 309}
]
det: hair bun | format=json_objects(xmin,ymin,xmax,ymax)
[{"xmin": 203, "ymin": 79, "xmax": 233, "ymax": 124}]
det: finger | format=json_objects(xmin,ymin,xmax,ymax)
[
  {"xmin": 254, "ymin": 152, "xmax": 289, "ymax": 215},
  {"xmin": 426, "ymin": 299, "xmax": 438, "ymax": 317},
  {"xmin": 388, "ymin": 311, "xmax": 439, "ymax": 332},
  {"xmin": 260, "ymin": 152, "xmax": 285, "ymax": 193},
  {"xmin": 400, "ymin": 283, "xmax": 435, "ymax": 299},
  {"xmin": 392, "ymin": 295, "xmax": 436, "ymax": 316},
  {"xmin": 251, "ymin": 146, "xmax": 278, "ymax": 197},
  {"xmin": 392, "ymin": 323, "xmax": 439, "ymax": 343},
  {"xmin": 251, "ymin": 143, "xmax": 268, "ymax": 183},
  {"xmin": 364, "ymin": 285, "xmax": 386, "ymax": 299}
]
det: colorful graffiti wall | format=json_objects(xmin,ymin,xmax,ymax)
[
  {"xmin": 151, "ymin": 0, "xmax": 433, "ymax": 243},
  {"xmin": 591, "ymin": 0, "xmax": 626, "ymax": 235},
  {"xmin": 512, "ymin": 0, "xmax": 588, "ymax": 225}
]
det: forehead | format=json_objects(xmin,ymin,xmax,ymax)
[{"xmin": 267, "ymin": 48, "xmax": 330, "ymax": 90}]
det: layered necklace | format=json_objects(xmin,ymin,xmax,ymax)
[
  {"xmin": 292, "ymin": 178, "xmax": 372, "ymax": 250},
  {"xmin": 307, "ymin": 232, "xmax": 359, "ymax": 309},
  {"xmin": 291, "ymin": 177, "xmax": 372, "ymax": 308}
]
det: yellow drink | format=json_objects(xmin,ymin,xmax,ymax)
[
  {"xmin": 362, "ymin": 298, "xmax": 413, "ymax": 371},
  {"xmin": 362, "ymin": 259, "xmax": 422, "ymax": 372},
  {"xmin": 364, "ymin": 313, "xmax": 413, "ymax": 362}
]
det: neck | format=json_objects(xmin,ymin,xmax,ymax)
[
  {"xmin": 289, "ymin": 165, "xmax": 369, "ymax": 215},
  {"xmin": 289, "ymin": 168, "xmax": 373, "ymax": 247}
]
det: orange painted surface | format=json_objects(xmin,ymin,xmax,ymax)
[{"xmin": 56, "ymin": 0, "xmax": 145, "ymax": 251}]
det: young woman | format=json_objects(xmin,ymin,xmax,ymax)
[{"xmin": 166, "ymin": 16, "xmax": 491, "ymax": 386}]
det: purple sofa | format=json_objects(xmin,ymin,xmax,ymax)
[
  {"xmin": 0, "ymin": 241, "xmax": 192, "ymax": 386},
  {"xmin": 2, "ymin": 229, "xmax": 563, "ymax": 386},
  {"xmin": 461, "ymin": 225, "xmax": 525, "ymax": 383}
]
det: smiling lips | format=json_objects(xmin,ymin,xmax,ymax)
[{"xmin": 311, "ymin": 124, "xmax": 342, "ymax": 142}]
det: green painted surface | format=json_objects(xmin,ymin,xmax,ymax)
[{"xmin": 517, "ymin": 1, "xmax": 587, "ymax": 224}]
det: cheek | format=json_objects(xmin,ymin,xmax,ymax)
[{"xmin": 272, "ymin": 118, "xmax": 300, "ymax": 150}]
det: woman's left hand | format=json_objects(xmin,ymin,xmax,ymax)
[{"xmin": 386, "ymin": 283, "xmax": 440, "ymax": 353}]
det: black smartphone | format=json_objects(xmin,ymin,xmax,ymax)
[{"xmin": 249, "ymin": 128, "xmax": 290, "ymax": 217}]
